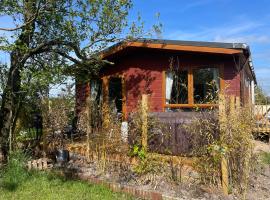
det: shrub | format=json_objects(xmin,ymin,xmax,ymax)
[{"xmin": 0, "ymin": 151, "xmax": 29, "ymax": 191}]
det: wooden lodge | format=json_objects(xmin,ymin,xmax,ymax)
[{"xmin": 76, "ymin": 39, "xmax": 256, "ymax": 117}]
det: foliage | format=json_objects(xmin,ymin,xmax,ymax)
[
  {"xmin": 0, "ymin": 0, "xmax": 161, "ymax": 80},
  {"xmin": 185, "ymin": 111, "xmax": 221, "ymax": 184},
  {"xmin": 16, "ymin": 129, "xmax": 38, "ymax": 142},
  {"xmin": 128, "ymin": 99, "xmax": 168, "ymax": 153},
  {"xmin": 0, "ymin": 150, "xmax": 30, "ymax": 191},
  {"xmin": 0, "ymin": 63, "xmax": 8, "ymax": 99},
  {"xmin": 260, "ymin": 152, "xmax": 270, "ymax": 165},
  {"xmin": 129, "ymin": 144, "xmax": 146, "ymax": 160},
  {"xmin": 43, "ymin": 85, "xmax": 75, "ymax": 152},
  {"xmin": 0, "ymin": 0, "xmax": 161, "ymax": 157},
  {"xmin": 186, "ymin": 99, "xmax": 255, "ymax": 196},
  {"xmin": 255, "ymin": 85, "xmax": 269, "ymax": 105}
]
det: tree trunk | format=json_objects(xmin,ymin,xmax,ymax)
[
  {"xmin": 0, "ymin": 50, "xmax": 23, "ymax": 159},
  {"xmin": 0, "ymin": 0, "xmax": 36, "ymax": 160}
]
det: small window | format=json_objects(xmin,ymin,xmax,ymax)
[
  {"xmin": 166, "ymin": 70, "xmax": 188, "ymax": 104},
  {"xmin": 193, "ymin": 68, "xmax": 219, "ymax": 104}
]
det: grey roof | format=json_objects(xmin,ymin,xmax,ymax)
[{"xmin": 134, "ymin": 38, "xmax": 249, "ymax": 50}]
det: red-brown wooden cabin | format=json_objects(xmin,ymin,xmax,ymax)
[{"xmin": 76, "ymin": 39, "xmax": 256, "ymax": 119}]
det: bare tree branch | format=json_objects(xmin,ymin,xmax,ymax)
[
  {"xmin": 54, "ymin": 50, "xmax": 81, "ymax": 64},
  {"xmin": 20, "ymin": 39, "xmax": 86, "ymax": 63}
]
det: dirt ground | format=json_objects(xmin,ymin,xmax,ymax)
[
  {"xmin": 247, "ymin": 140, "xmax": 270, "ymax": 200},
  {"xmin": 64, "ymin": 140, "xmax": 270, "ymax": 200}
]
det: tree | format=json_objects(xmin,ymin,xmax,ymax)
[
  {"xmin": 0, "ymin": 0, "xmax": 161, "ymax": 159},
  {"xmin": 255, "ymin": 85, "xmax": 269, "ymax": 105},
  {"xmin": 0, "ymin": 63, "xmax": 8, "ymax": 102}
]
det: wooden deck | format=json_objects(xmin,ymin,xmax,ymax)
[{"xmin": 253, "ymin": 105, "xmax": 270, "ymax": 134}]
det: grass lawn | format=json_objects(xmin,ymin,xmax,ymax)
[
  {"xmin": 0, "ymin": 170, "xmax": 133, "ymax": 200},
  {"xmin": 0, "ymin": 152, "xmax": 134, "ymax": 200}
]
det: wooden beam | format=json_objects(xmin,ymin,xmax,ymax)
[
  {"xmin": 141, "ymin": 94, "xmax": 148, "ymax": 150},
  {"xmin": 162, "ymin": 70, "xmax": 166, "ymax": 111},
  {"xmin": 101, "ymin": 42, "xmax": 243, "ymax": 58},
  {"xmin": 129, "ymin": 42, "xmax": 243, "ymax": 55},
  {"xmin": 121, "ymin": 75, "xmax": 127, "ymax": 120},
  {"xmin": 188, "ymin": 68, "xmax": 194, "ymax": 105},
  {"xmin": 219, "ymin": 65, "xmax": 225, "ymax": 94},
  {"xmin": 102, "ymin": 76, "xmax": 109, "ymax": 104},
  {"xmin": 221, "ymin": 156, "xmax": 229, "ymax": 195},
  {"xmin": 219, "ymin": 94, "xmax": 229, "ymax": 195}
]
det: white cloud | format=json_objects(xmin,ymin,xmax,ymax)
[
  {"xmin": 179, "ymin": 0, "xmax": 216, "ymax": 12},
  {"xmin": 178, "ymin": 0, "xmax": 231, "ymax": 13},
  {"xmin": 166, "ymin": 20, "xmax": 270, "ymax": 44}
]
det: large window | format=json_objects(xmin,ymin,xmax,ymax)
[
  {"xmin": 193, "ymin": 68, "xmax": 219, "ymax": 104},
  {"xmin": 165, "ymin": 67, "xmax": 221, "ymax": 108}
]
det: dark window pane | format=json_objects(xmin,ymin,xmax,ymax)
[
  {"xmin": 90, "ymin": 79, "xmax": 102, "ymax": 104},
  {"xmin": 166, "ymin": 70, "xmax": 188, "ymax": 104},
  {"xmin": 109, "ymin": 77, "xmax": 122, "ymax": 113},
  {"xmin": 193, "ymin": 68, "xmax": 219, "ymax": 104}
]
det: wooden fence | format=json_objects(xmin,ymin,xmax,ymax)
[
  {"xmin": 140, "ymin": 94, "xmax": 239, "ymax": 195},
  {"xmin": 147, "ymin": 111, "xmax": 217, "ymax": 155},
  {"xmin": 69, "ymin": 94, "xmax": 256, "ymax": 195}
]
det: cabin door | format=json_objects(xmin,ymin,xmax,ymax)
[{"xmin": 108, "ymin": 77, "xmax": 124, "ymax": 116}]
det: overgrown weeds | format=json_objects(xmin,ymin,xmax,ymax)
[{"xmin": 186, "ymin": 97, "xmax": 255, "ymax": 197}]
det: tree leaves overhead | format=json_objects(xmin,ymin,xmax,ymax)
[
  {"xmin": 1, "ymin": 0, "xmax": 132, "ymax": 57},
  {"xmin": 0, "ymin": 0, "xmax": 161, "ymax": 80}
]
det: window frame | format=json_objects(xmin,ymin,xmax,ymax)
[
  {"xmin": 162, "ymin": 65, "xmax": 224, "ymax": 110},
  {"xmin": 101, "ymin": 74, "xmax": 127, "ymax": 120}
]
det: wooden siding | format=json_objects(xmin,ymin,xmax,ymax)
[
  {"xmin": 76, "ymin": 48, "xmax": 242, "ymax": 116},
  {"xmin": 75, "ymin": 81, "xmax": 90, "ymax": 115}
]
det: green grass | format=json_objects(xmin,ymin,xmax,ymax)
[
  {"xmin": 1, "ymin": 171, "xmax": 133, "ymax": 200},
  {"xmin": 0, "ymin": 152, "xmax": 134, "ymax": 200},
  {"xmin": 261, "ymin": 152, "xmax": 270, "ymax": 165}
]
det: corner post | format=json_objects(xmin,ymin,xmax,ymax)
[
  {"xmin": 219, "ymin": 94, "xmax": 229, "ymax": 195},
  {"xmin": 141, "ymin": 94, "xmax": 148, "ymax": 151}
]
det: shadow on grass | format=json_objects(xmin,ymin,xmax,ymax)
[{"xmin": 0, "ymin": 167, "xmax": 31, "ymax": 192}]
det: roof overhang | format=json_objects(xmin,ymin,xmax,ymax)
[
  {"xmin": 99, "ymin": 38, "xmax": 256, "ymax": 83},
  {"xmin": 100, "ymin": 39, "xmax": 244, "ymax": 59}
]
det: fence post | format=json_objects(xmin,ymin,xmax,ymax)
[
  {"xmin": 141, "ymin": 94, "xmax": 148, "ymax": 151},
  {"xmin": 235, "ymin": 96, "xmax": 240, "ymax": 109},
  {"xmin": 102, "ymin": 76, "xmax": 110, "ymax": 129},
  {"xmin": 86, "ymin": 94, "xmax": 92, "ymax": 160},
  {"xmin": 219, "ymin": 94, "xmax": 229, "ymax": 195}
]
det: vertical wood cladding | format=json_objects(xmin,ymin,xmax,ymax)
[{"xmin": 75, "ymin": 81, "xmax": 90, "ymax": 115}]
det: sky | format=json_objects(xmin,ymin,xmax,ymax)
[
  {"xmin": 129, "ymin": 0, "xmax": 270, "ymax": 95},
  {"xmin": 0, "ymin": 0, "xmax": 270, "ymax": 95}
]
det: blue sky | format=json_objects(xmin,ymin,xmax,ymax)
[
  {"xmin": 0, "ymin": 0, "xmax": 270, "ymax": 95},
  {"xmin": 130, "ymin": 0, "xmax": 270, "ymax": 95}
]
